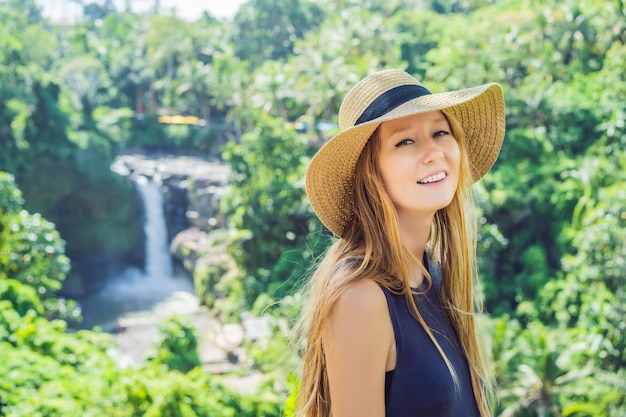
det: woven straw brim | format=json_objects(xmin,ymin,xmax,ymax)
[{"xmin": 306, "ymin": 83, "xmax": 505, "ymax": 237}]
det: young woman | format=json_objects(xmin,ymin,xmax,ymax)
[{"xmin": 297, "ymin": 69, "xmax": 505, "ymax": 417}]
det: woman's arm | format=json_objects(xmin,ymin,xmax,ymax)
[{"xmin": 322, "ymin": 279, "xmax": 394, "ymax": 417}]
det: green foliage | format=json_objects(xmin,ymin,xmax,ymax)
[
  {"xmin": 0, "ymin": 288, "xmax": 123, "ymax": 416},
  {"xmin": 487, "ymin": 316, "xmax": 613, "ymax": 417},
  {"xmin": 150, "ymin": 315, "xmax": 201, "ymax": 373},
  {"xmin": 0, "ymin": 297, "xmax": 277, "ymax": 416},
  {"xmin": 495, "ymin": 321, "xmax": 589, "ymax": 417},
  {"xmin": 0, "ymin": 3, "xmax": 145, "ymax": 287},
  {"xmin": 0, "ymin": 279, "xmax": 43, "ymax": 318},
  {"xmin": 545, "ymin": 182, "xmax": 625, "ymax": 369},
  {"xmin": 58, "ymin": 55, "xmax": 111, "ymax": 128},
  {"xmin": 192, "ymin": 229, "xmax": 247, "ymax": 322},
  {"xmin": 221, "ymin": 113, "xmax": 324, "ymax": 307},
  {"xmin": 233, "ymin": 0, "xmax": 324, "ymax": 67},
  {"xmin": 0, "ymin": 171, "xmax": 24, "ymax": 213},
  {"xmin": 283, "ymin": 373, "xmax": 299, "ymax": 417},
  {"xmin": 0, "ymin": 209, "xmax": 70, "ymax": 296},
  {"xmin": 251, "ymin": 297, "xmax": 303, "ymax": 367},
  {"xmin": 239, "ymin": 297, "xmax": 303, "ymax": 415},
  {"xmin": 0, "ymin": 172, "xmax": 77, "ymax": 321}
]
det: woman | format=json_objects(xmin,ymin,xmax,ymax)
[{"xmin": 296, "ymin": 69, "xmax": 505, "ymax": 417}]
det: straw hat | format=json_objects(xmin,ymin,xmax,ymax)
[{"xmin": 305, "ymin": 69, "xmax": 506, "ymax": 237}]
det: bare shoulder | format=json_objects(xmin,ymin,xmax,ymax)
[
  {"xmin": 326, "ymin": 278, "xmax": 391, "ymax": 345},
  {"xmin": 333, "ymin": 279, "xmax": 388, "ymax": 315}
]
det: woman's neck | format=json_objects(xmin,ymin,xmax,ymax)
[{"xmin": 396, "ymin": 211, "xmax": 434, "ymax": 287}]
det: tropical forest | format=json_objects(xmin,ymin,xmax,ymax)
[{"xmin": 0, "ymin": 0, "xmax": 624, "ymax": 416}]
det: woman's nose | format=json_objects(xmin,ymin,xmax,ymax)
[{"xmin": 423, "ymin": 147, "xmax": 445, "ymax": 164}]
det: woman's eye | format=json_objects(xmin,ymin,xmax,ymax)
[
  {"xmin": 395, "ymin": 139, "xmax": 413, "ymax": 147},
  {"xmin": 434, "ymin": 130, "xmax": 449, "ymax": 137}
]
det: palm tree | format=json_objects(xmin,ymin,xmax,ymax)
[
  {"xmin": 497, "ymin": 322, "xmax": 591, "ymax": 417},
  {"xmin": 145, "ymin": 15, "xmax": 193, "ymax": 111}
]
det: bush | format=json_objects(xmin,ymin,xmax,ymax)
[
  {"xmin": 150, "ymin": 315, "xmax": 201, "ymax": 373},
  {"xmin": 0, "ymin": 172, "xmax": 77, "ymax": 321}
]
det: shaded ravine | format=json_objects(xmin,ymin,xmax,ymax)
[
  {"xmin": 77, "ymin": 175, "xmax": 195, "ymax": 333},
  {"xmin": 77, "ymin": 174, "xmax": 242, "ymax": 373}
]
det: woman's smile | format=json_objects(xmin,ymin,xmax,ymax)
[{"xmin": 417, "ymin": 171, "xmax": 448, "ymax": 184}]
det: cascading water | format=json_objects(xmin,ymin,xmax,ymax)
[
  {"xmin": 78, "ymin": 175, "xmax": 196, "ymax": 331},
  {"xmin": 137, "ymin": 175, "xmax": 173, "ymax": 279}
]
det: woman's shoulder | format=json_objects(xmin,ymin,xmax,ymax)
[
  {"xmin": 329, "ymin": 279, "xmax": 389, "ymax": 328},
  {"xmin": 336, "ymin": 278, "xmax": 387, "ymax": 308},
  {"xmin": 324, "ymin": 278, "xmax": 393, "ymax": 361}
]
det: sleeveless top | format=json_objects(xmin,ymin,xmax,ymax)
[{"xmin": 379, "ymin": 262, "xmax": 481, "ymax": 417}]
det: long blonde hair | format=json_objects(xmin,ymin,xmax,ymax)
[{"xmin": 296, "ymin": 110, "xmax": 494, "ymax": 417}]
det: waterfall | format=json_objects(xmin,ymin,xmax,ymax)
[
  {"xmin": 77, "ymin": 175, "xmax": 195, "ymax": 331},
  {"xmin": 135, "ymin": 175, "xmax": 173, "ymax": 278}
]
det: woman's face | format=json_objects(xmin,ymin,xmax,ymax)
[{"xmin": 377, "ymin": 110, "xmax": 461, "ymax": 220}]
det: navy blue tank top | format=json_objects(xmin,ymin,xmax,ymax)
[{"xmin": 379, "ymin": 263, "xmax": 481, "ymax": 417}]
